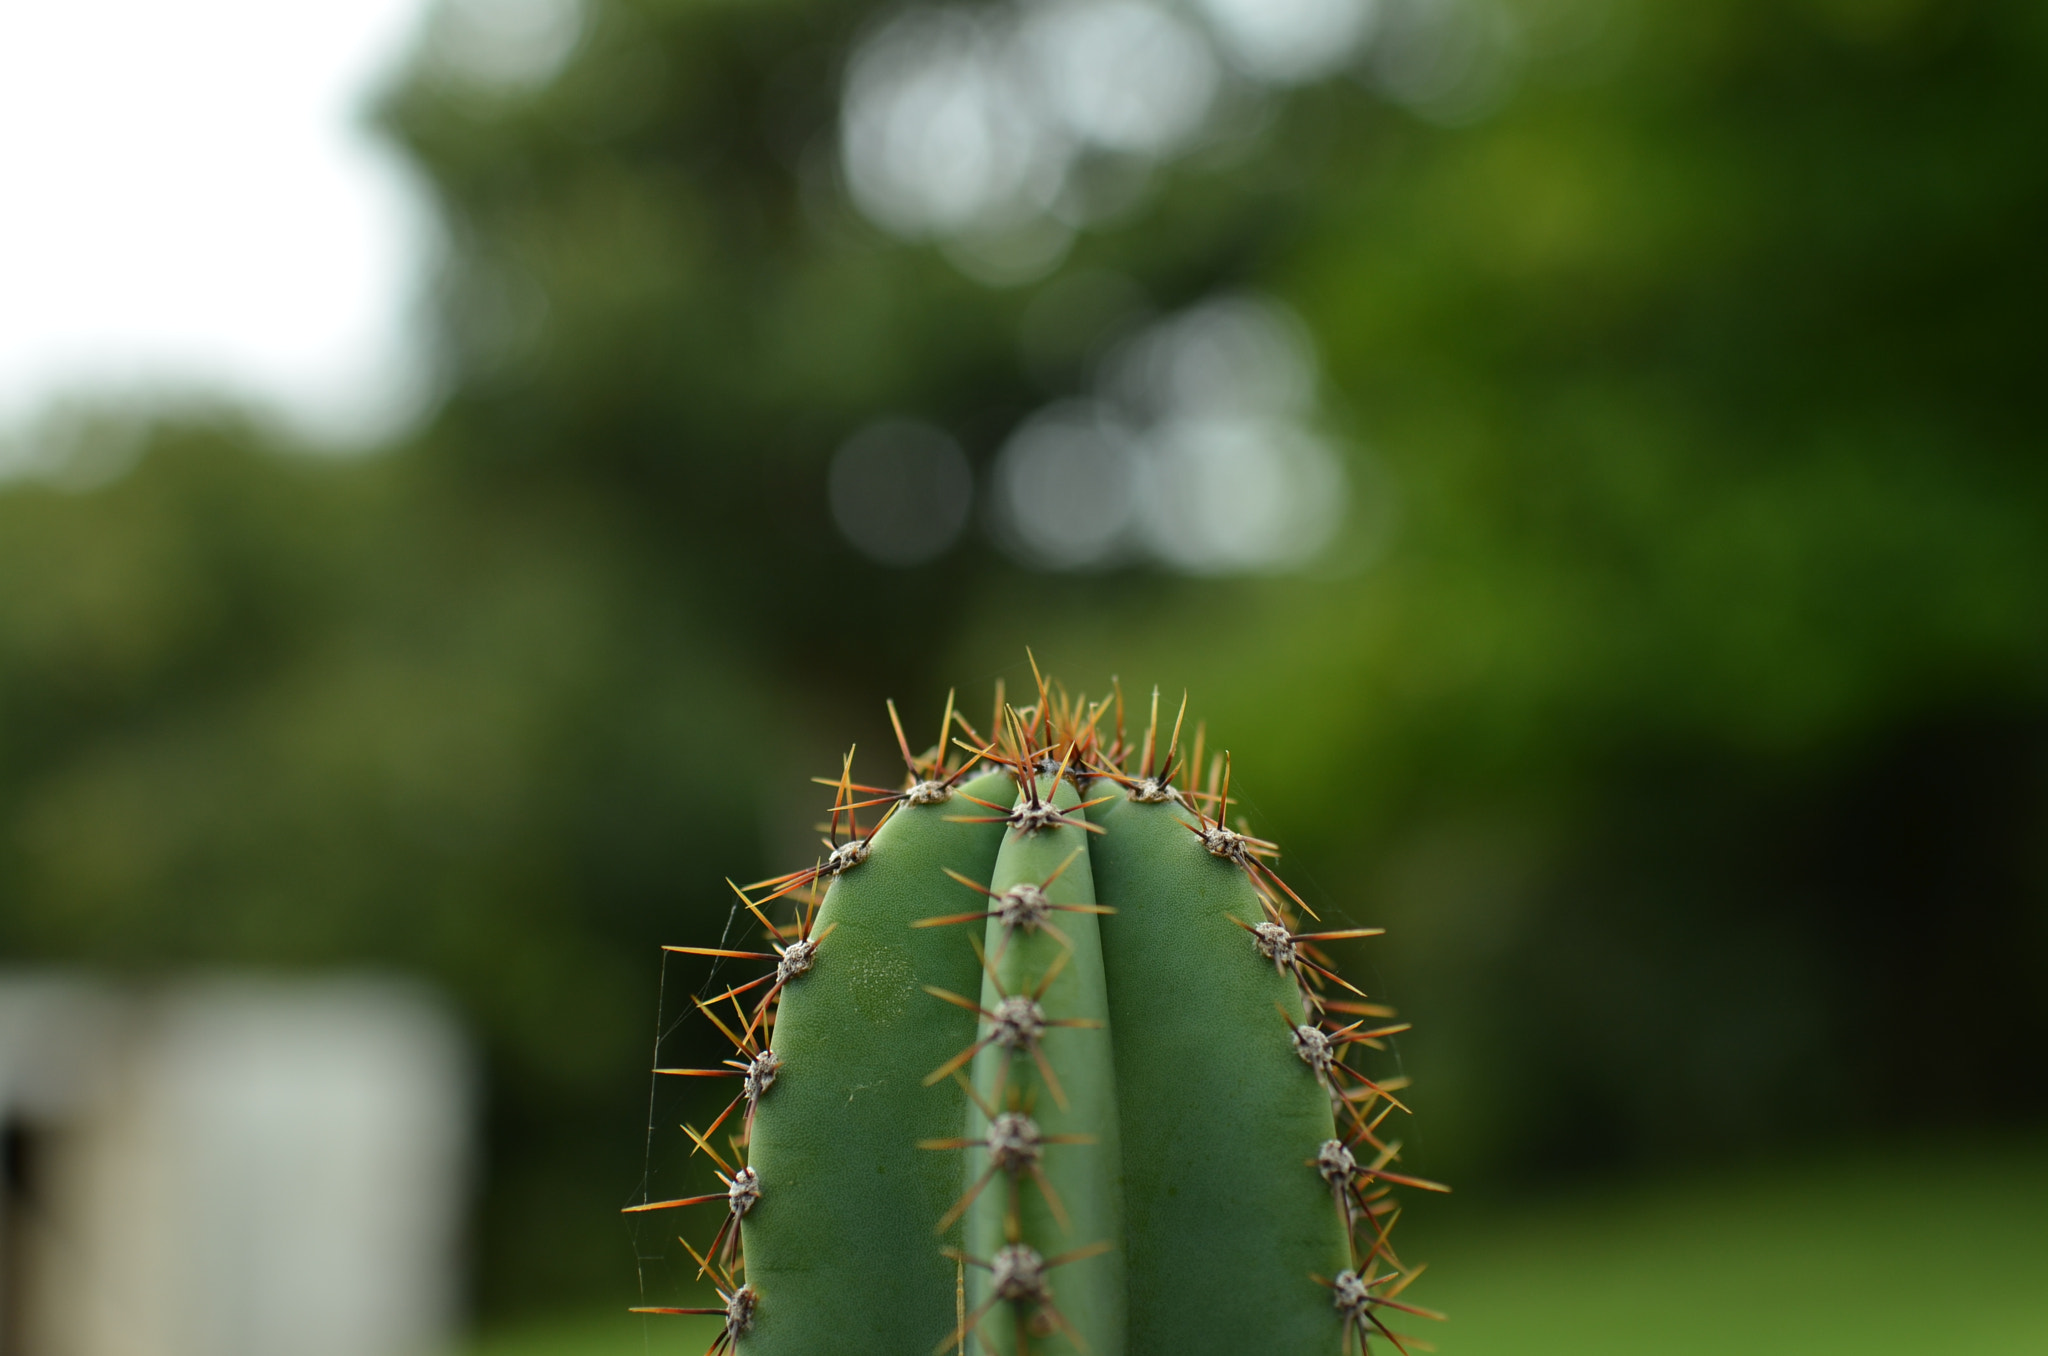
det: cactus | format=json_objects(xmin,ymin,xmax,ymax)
[{"xmin": 629, "ymin": 672, "xmax": 1444, "ymax": 1356}]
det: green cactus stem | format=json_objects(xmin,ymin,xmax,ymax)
[{"xmin": 630, "ymin": 675, "xmax": 1443, "ymax": 1356}]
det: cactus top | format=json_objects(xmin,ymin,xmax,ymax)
[{"xmin": 631, "ymin": 675, "xmax": 1443, "ymax": 1356}]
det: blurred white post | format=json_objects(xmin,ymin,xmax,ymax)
[{"xmin": 0, "ymin": 975, "xmax": 472, "ymax": 1356}]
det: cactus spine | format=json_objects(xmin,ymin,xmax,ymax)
[{"xmin": 631, "ymin": 676, "xmax": 1443, "ymax": 1355}]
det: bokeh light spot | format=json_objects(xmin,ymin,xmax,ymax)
[
  {"xmin": 1024, "ymin": 0, "xmax": 1219, "ymax": 157},
  {"xmin": 425, "ymin": 0, "xmax": 585, "ymax": 91},
  {"xmin": 840, "ymin": 7, "xmax": 1067, "ymax": 239},
  {"xmin": 1195, "ymin": 0, "xmax": 1381, "ymax": 85},
  {"xmin": 992, "ymin": 292, "xmax": 1358, "ymax": 575},
  {"xmin": 1141, "ymin": 416, "xmax": 1348, "ymax": 573},
  {"xmin": 992, "ymin": 400, "xmax": 1143, "ymax": 568},
  {"xmin": 829, "ymin": 419, "xmax": 975, "ymax": 566}
]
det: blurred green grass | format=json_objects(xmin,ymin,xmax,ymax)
[
  {"xmin": 1410, "ymin": 1141, "xmax": 2048, "ymax": 1356},
  {"xmin": 467, "ymin": 1141, "xmax": 2048, "ymax": 1356}
]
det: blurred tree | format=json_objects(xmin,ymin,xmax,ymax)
[
  {"xmin": 0, "ymin": 420, "xmax": 789, "ymax": 1300},
  {"xmin": 2, "ymin": 0, "xmax": 2044, "ymax": 1320}
]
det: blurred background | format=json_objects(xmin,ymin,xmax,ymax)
[{"xmin": 2, "ymin": 0, "xmax": 2045, "ymax": 1352}]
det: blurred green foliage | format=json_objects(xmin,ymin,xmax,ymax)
[{"xmin": 2, "ymin": 0, "xmax": 2045, "ymax": 1320}]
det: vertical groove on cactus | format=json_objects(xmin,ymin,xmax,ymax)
[{"xmin": 630, "ymin": 670, "xmax": 1444, "ymax": 1356}]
